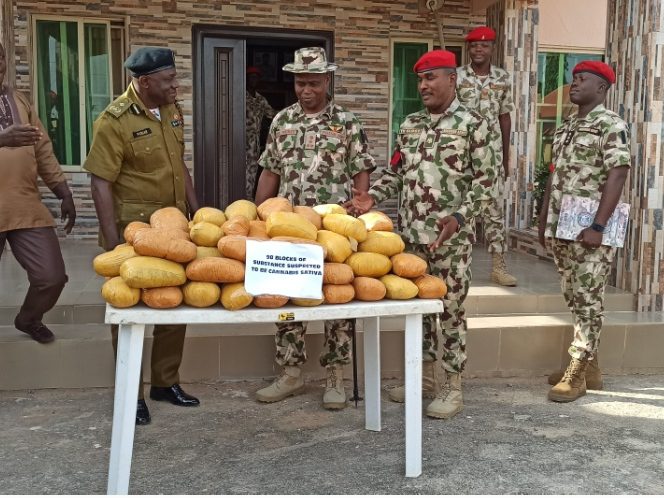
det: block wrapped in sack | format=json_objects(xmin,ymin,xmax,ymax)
[
  {"xmin": 196, "ymin": 246, "xmax": 221, "ymax": 259},
  {"xmin": 221, "ymin": 283, "xmax": 253, "ymax": 310},
  {"xmin": 380, "ymin": 274, "xmax": 419, "ymax": 300},
  {"xmin": 414, "ymin": 274, "xmax": 447, "ymax": 299},
  {"xmin": 190, "ymin": 221, "xmax": 224, "ymax": 247},
  {"xmin": 391, "ymin": 253, "xmax": 428, "ymax": 278},
  {"xmin": 93, "ymin": 245, "xmax": 137, "ymax": 277},
  {"xmin": 322, "ymin": 213, "xmax": 367, "ymax": 242},
  {"xmin": 323, "ymin": 284, "xmax": 355, "ymax": 304},
  {"xmin": 358, "ymin": 231, "xmax": 405, "ymax": 257},
  {"xmin": 193, "ymin": 206, "xmax": 227, "ymax": 226},
  {"xmin": 186, "ymin": 257, "xmax": 245, "ymax": 283},
  {"xmin": 142, "ymin": 286, "xmax": 183, "ymax": 309},
  {"xmin": 293, "ymin": 206, "xmax": 322, "ymax": 230},
  {"xmin": 346, "ymin": 252, "xmax": 392, "ymax": 278},
  {"xmin": 183, "ymin": 281, "xmax": 221, "ymax": 307},
  {"xmin": 352, "ymin": 276, "xmax": 387, "ymax": 301},
  {"xmin": 248, "ymin": 220, "xmax": 269, "ymax": 238},
  {"xmin": 120, "ymin": 256, "xmax": 187, "ymax": 288},
  {"xmin": 267, "ymin": 212, "xmax": 317, "ymax": 240},
  {"xmin": 358, "ymin": 211, "xmax": 394, "ymax": 232},
  {"xmin": 133, "ymin": 228, "xmax": 197, "ymax": 263},
  {"xmin": 257, "ymin": 197, "xmax": 293, "ymax": 221},
  {"xmin": 291, "ymin": 297, "xmax": 324, "ymax": 307},
  {"xmin": 102, "ymin": 276, "xmax": 141, "ymax": 308},
  {"xmin": 323, "ymin": 263, "xmax": 354, "ymax": 285},
  {"xmin": 313, "ymin": 204, "xmax": 346, "ymax": 217},
  {"xmin": 253, "ymin": 294, "xmax": 289, "ymax": 308},
  {"xmin": 316, "ymin": 230, "xmax": 352, "ymax": 263},
  {"xmin": 150, "ymin": 207, "xmax": 189, "ymax": 233},
  {"xmin": 225, "ymin": 199, "xmax": 258, "ymax": 221},
  {"xmin": 123, "ymin": 221, "xmax": 150, "ymax": 244},
  {"xmin": 222, "ymin": 215, "xmax": 250, "ymax": 236},
  {"xmin": 217, "ymin": 235, "xmax": 248, "ymax": 262}
]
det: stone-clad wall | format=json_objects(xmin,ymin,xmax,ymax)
[
  {"xmin": 607, "ymin": 0, "xmax": 664, "ymax": 311},
  {"xmin": 8, "ymin": 0, "xmax": 484, "ymax": 239}
]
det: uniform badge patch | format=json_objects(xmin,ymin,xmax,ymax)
[
  {"xmin": 304, "ymin": 132, "xmax": 317, "ymax": 150},
  {"xmin": 329, "ymin": 124, "xmax": 344, "ymax": 133},
  {"xmin": 171, "ymin": 120, "xmax": 182, "ymax": 127},
  {"xmin": 424, "ymin": 134, "xmax": 436, "ymax": 149},
  {"xmin": 132, "ymin": 128, "xmax": 152, "ymax": 138}
]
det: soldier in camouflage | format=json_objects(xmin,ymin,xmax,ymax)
[
  {"xmin": 245, "ymin": 66, "xmax": 275, "ymax": 200},
  {"xmin": 538, "ymin": 60, "xmax": 630, "ymax": 403},
  {"xmin": 254, "ymin": 47, "xmax": 375, "ymax": 410},
  {"xmin": 350, "ymin": 49, "xmax": 495, "ymax": 419},
  {"xmin": 456, "ymin": 26, "xmax": 517, "ymax": 286}
]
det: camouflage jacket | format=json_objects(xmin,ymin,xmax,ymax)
[
  {"xmin": 259, "ymin": 100, "xmax": 375, "ymax": 206},
  {"xmin": 545, "ymin": 104, "xmax": 631, "ymax": 238},
  {"xmin": 246, "ymin": 91, "xmax": 275, "ymax": 161},
  {"xmin": 370, "ymin": 99, "xmax": 496, "ymax": 245},
  {"xmin": 456, "ymin": 64, "xmax": 514, "ymax": 128}
]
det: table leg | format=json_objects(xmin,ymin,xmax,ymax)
[
  {"xmin": 404, "ymin": 313, "xmax": 422, "ymax": 478},
  {"xmin": 107, "ymin": 323, "xmax": 145, "ymax": 495},
  {"xmin": 363, "ymin": 316, "xmax": 381, "ymax": 431}
]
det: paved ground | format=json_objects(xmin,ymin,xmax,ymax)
[{"xmin": 2, "ymin": 375, "xmax": 664, "ymax": 494}]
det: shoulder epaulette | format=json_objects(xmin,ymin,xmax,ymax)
[{"xmin": 105, "ymin": 97, "xmax": 133, "ymax": 118}]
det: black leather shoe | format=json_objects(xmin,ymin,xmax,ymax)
[
  {"xmin": 136, "ymin": 399, "xmax": 151, "ymax": 426},
  {"xmin": 14, "ymin": 318, "xmax": 55, "ymax": 344},
  {"xmin": 149, "ymin": 384, "xmax": 200, "ymax": 407}
]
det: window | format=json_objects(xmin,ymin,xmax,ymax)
[{"xmin": 33, "ymin": 18, "xmax": 126, "ymax": 168}]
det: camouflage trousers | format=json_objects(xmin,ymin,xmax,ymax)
[
  {"xmin": 478, "ymin": 168, "xmax": 507, "ymax": 255},
  {"xmin": 551, "ymin": 238, "xmax": 616, "ymax": 360},
  {"xmin": 274, "ymin": 319, "xmax": 354, "ymax": 367},
  {"xmin": 407, "ymin": 242, "xmax": 473, "ymax": 373}
]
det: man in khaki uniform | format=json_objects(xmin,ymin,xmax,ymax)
[{"xmin": 85, "ymin": 47, "xmax": 200, "ymax": 425}]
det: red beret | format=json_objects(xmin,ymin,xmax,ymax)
[
  {"xmin": 466, "ymin": 26, "xmax": 496, "ymax": 42},
  {"xmin": 413, "ymin": 50, "xmax": 457, "ymax": 73},
  {"xmin": 246, "ymin": 66, "xmax": 261, "ymax": 75},
  {"xmin": 572, "ymin": 61, "xmax": 615, "ymax": 84}
]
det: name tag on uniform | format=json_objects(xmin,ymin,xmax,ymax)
[
  {"xmin": 399, "ymin": 128, "xmax": 420, "ymax": 135},
  {"xmin": 132, "ymin": 128, "xmax": 152, "ymax": 138},
  {"xmin": 490, "ymin": 83, "xmax": 506, "ymax": 90},
  {"xmin": 277, "ymin": 129, "xmax": 298, "ymax": 138},
  {"xmin": 321, "ymin": 130, "xmax": 343, "ymax": 140},
  {"xmin": 440, "ymin": 129, "xmax": 468, "ymax": 137},
  {"xmin": 577, "ymin": 126, "xmax": 601, "ymax": 136},
  {"xmin": 304, "ymin": 131, "xmax": 317, "ymax": 150}
]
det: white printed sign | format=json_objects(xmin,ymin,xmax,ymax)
[{"xmin": 245, "ymin": 240, "xmax": 324, "ymax": 299}]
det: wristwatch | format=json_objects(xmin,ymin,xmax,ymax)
[{"xmin": 590, "ymin": 222, "xmax": 606, "ymax": 233}]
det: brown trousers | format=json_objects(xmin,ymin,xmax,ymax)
[
  {"xmin": 111, "ymin": 324, "xmax": 186, "ymax": 399},
  {"xmin": 0, "ymin": 227, "xmax": 68, "ymax": 328}
]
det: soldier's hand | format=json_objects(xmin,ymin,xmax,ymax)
[
  {"xmin": 347, "ymin": 188, "xmax": 375, "ymax": 216},
  {"xmin": 0, "ymin": 124, "xmax": 42, "ymax": 148},
  {"xmin": 576, "ymin": 227, "xmax": 602, "ymax": 249},
  {"xmin": 428, "ymin": 215, "xmax": 459, "ymax": 252},
  {"xmin": 60, "ymin": 195, "xmax": 76, "ymax": 235}
]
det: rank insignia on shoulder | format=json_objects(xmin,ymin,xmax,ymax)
[{"xmin": 132, "ymin": 128, "xmax": 152, "ymax": 138}]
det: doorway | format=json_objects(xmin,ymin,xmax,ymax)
[{"xmin": 193, "ymin": 26, "xmax": 333, "ymax": 209}]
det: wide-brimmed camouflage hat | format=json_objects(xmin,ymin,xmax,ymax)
[{"xmin": 282, "ymin": 47, "xmax": 338, "ymax": 73}]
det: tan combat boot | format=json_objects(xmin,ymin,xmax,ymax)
[
  {"xmin": 490, "ymin": 252, "xmax": 517, "ymax": 286},
  {"xmin": 548, "ymin": 353, "xmax": 603, "ymax": 390},
  {"xmin": 425, "ymin": 372, "xmax": 463, "ymax": 419},
  {"xmin": 256, "ymin": 365, "xmax": 304, "ymax": 403},
  {"xmin": 388, "ymin": 361, "xmax": 441, "ymax": 403},
  {"xmin": 323, "ymin": 364, "xmax": 347, "ymax": 410},
  {"xmin": 547, "ymin": 357, "xmax": 588, "ymax": 402}
]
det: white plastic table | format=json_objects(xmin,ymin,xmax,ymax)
[{"xmin": 105, "ymin": 299, "xmax": 444, "ymax": 494}]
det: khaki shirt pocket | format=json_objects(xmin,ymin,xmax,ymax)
[
  {"xmin": 130, "ymin": 136, "xmax": 164, "ymax": 173},
  {"xmin": 118, "ymin": 200, "xmax": 164, "ymax": 225}
]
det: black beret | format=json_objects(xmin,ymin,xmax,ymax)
[{"xmin": 124, "ymin": 47, "xmax": 175, "ymax": 77}]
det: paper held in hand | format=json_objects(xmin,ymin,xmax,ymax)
[
  {"xmin": 245, "ymin": 240, "xmax": 324, "ymax": 299},
  {"xmin": 555, "ymin": 194, "xmax": 630, "ymax": 248}
]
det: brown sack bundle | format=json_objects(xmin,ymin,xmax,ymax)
[
  {"xmin": 222, "ymin": 215, "xmax": 250, "ymax": 236},
  {"xmin": 267, "ymin": 212, "xmax": 318, "ymax": 240},
  {"xmin": 220, "ymin": 283, "xmax": 253, "ymax": 310},
  {"xmin": 353, "ymin": 277, "xmax": 387, "ymax": 301},
  {"xmin": 123, "ymin": 221, "xmax": 150, "ymax": 244},
  {"xmin": 414, "ymin": 274, "xmax": 447, "ymax": 299},
  {"xmin": 257, "ymin": 197, "xmax": 293, "ymax": 221},
  {"xmin": 193, "ymin": 206, "xmax": 227, "ymax": 227},
  {"xmin": 323, "ymin": 284, "xmax": 355, "ymax": 304},
  {"xmin": 316, "ymin": 230, "xmax": 352, "ymax": 263},
  {"xmin": 186, "ymin": 257, "xmax": 245, "ymax": 283},
  {"xmin": 293, "ymin": 206, "xmax": 322, "ymax": 230},
  {"xmin": 248, "ymin": 220, "xmax": 269, "ymax": 238},
  {"xmin": 133, "ymin": 228, "xmax": 197, "ymax": 263},
  {"xmin": 217, "ymin": 235, "xmax": 248, "ymax": 262},
  {"xmin": 380, "ymin": 274, "xmax": 419, "ymax": 300},
  {"xmin": 183, "ymin": 281, "xmax": 221, "ymax": 307},
  {"xmin": 142, "ymin": 286, "xmax": 183, "ymax": 309},
  {"xmin": 253, "ymin": 294, "xmax": 289, "ymax": 308},
  {"xmin": 291, "ymin": 297, "xmax": 324, "ymax": 306},
  {"xmin": 196, "ymin": 246, "xmax": 221, "ymax": 259},
  {"xmin": 120, "ymin": 256, "xmax": 187, "ymax": 288},
  {"xmin": 322, "ymin": 213, "xmax": 367, "ymax": 242},
  {"xmin": 190, "ymin": 221, "xmax": 224, "ymax": 247},
  {"xmin": 93, "ymin": 245, "xmax": 137, "ymax": 277},
  {"xmin": 391, "ymin": 253, "xmax": 428, "ymax": 278},
  {"xmin": 225, "ymin": 199, "xmax": 258, "ymax": 221},
  {"xmin": 346, "ymin": 252, "xmax": 392, "ymax": 278},
  {"xmin": 358, "ymin": 231, "xmax": 405, "ymax": 257},
  {"xmin": 323, "ymin": 263, "xmax": 354, "ymax": 285},
  {"xmin": 102, "ymin": 276, "xmax": 141, "ymax": 308},
  {"xmin": 313, "ymin": 204, "xmax": 346, "ymax": 217},
  {"xmin": 358, "ymin": 211, "xmax": 394, "ymax": 232},
  {"xmin": 150, "ymin": 207, "xmax": 189, "ymax": 232}
]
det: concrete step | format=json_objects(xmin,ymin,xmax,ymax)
[{"xmin": 1, "ymin": 312, "xmax": 661, "ymax": 391}]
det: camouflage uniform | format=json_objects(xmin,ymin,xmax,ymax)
[
  {"xmin": 245, "ymin": 91, "xmax": 275, "ymax": 200},
  {"xmin": 545, "ymin": 104, "xmax": 630, "ymax": 360},
  {"xmin": 370, "ymin": 98, "xmax": 495, "ymax": 373},
  {"xmin": 259, "ymin": 99, "xmax": 375, "ymax": 367},
  {"xmin": 456, "ymin": 64, "xmax": 514, "ymax": 254}
]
